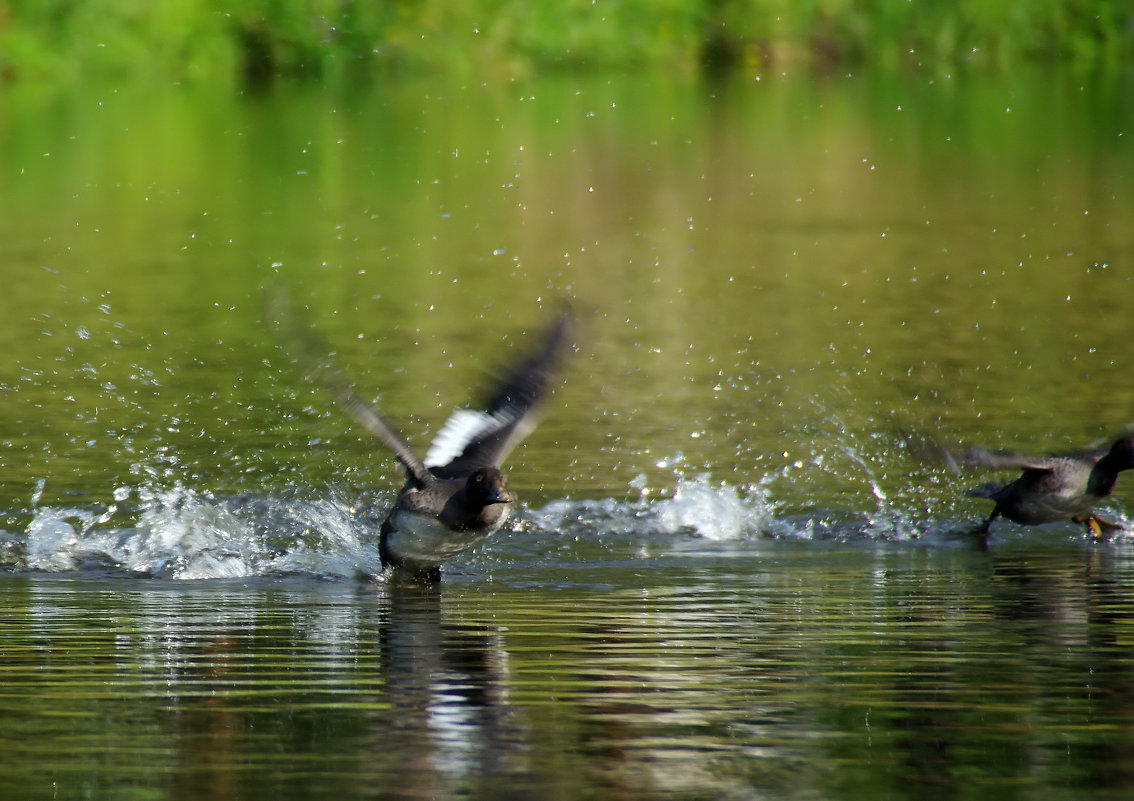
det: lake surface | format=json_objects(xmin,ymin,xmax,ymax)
[{"xmin": 2, "ymin": 67, "xmax": 1134, "ymax": 799}]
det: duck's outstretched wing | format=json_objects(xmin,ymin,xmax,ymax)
[
  {"xmin": 266, "ymin": 286, "xmax": 433, "ymax": 487},
  {"xmin": 333, "ymin": 388, "xmax": 433, "ymax": 487},
  {"xmin": 901, "ymin": 430, "xmax": 1060, "ymax": 473},
  {"xmin": 425, "ymin": 312, "xmax": 573, "ymax": 477},
  {"xmin": 954, "ymin": 446, "xmax": 1059, "ymax": 472},
  {"xmin": 1050, "ymin": 427, "xmax": 1134, "ymax": 462},
  {"xmin": 961, "ymin": 436, "xmax": 1134, "ymax": 470}
]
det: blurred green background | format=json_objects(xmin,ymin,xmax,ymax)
[{"xmin": 1, "ymin": 0, "xmax": 1132, "ymax": 86}]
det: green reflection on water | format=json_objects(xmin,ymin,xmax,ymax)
[
  {"xmin": 2, "ymin": 69, "xmax": 1132, "ymax": 520},
  {"xmin": 2, "ymin": 544, "xmax": 1134, "ymax": 799}
]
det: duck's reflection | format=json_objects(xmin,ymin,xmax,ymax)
[
  {"xmin": 370, "ymin": 581, "xmax": 529, "ymax": 799},
  {"xmin": 110, "ymin": 579, "xmax": 537, "ymax": 801},
  {"xmin": 871, "ymin": 548, "xmax": 1134, "ymax": 796}
]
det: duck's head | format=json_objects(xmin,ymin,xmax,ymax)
[
  {"xmin": 1108, "ymin": 437, "xmax": 1134, "ymax": 471},
  {"xmin": 466, "ymin": 467, "xmax": 513, "ymax": 507}
]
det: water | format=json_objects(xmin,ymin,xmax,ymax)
[
  {"xmin": 2, "ymin": 67, "xmax": 1134, "ymax": 799},
  {"xmin": 5, "ymin": 546, "xmax": 1134, "ymax": 800}
]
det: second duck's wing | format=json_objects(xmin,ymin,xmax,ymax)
[
  {"xmin": 425, "ymin": 312, "xmax": 572, "ymax": 476},
  {"xmin": 901, "ymin": 431, "xmax": 1057, "ymax": 474},
  {"xmin": 955, "ymin": 446, "xmax": 1061, "ymax": 472}
]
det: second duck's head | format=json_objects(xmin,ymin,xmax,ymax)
[
  {"xmin": 467, "ymin": 467, "xmax": 513, "ymax": 507},
  {"xmin": 1107, "ymin": 437, "xmax": 1134, "ymax": 471}
]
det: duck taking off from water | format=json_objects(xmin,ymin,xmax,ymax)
[
  {"xmin": 959, "ymin": 436, "xmax": 1134, "ymax": 537},
  {"xmin": 331, "ymin": 313, "xmax": 573, "ymax": 581},
  {"xmin": 269, "ymin": 289, "xmax": 573, "ymax": 582}
]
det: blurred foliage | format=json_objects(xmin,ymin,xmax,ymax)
[{"xmin": 0, "ymin": 0, "xmax": 1131, "ymax": 85}]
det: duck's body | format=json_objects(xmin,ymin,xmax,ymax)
[
  {"xmin": 381, "ymin": 504, "xmax": 500, "ymax": 567},
  {"xmin": 329, "ymin": 314, "xmax": 571, "ymax": 580},
  {"xmin": 963, "ymin": 436, "xmax": 1134, "ymax": 536},
  {"xmin": 378, "ymin": 465, "xmax": 513, "ymax": 579}
]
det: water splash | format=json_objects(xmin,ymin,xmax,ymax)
[
  {"xmin": 526, "ymin": 471, "xmax": 782, "ymax": 542},
  {"xmin": 10, "ymin": 458, "xmax": 1130, "ymax": 580},
  {"xmin": 646, "ymin": 473, "xmax": 775, "ymax": 540},
  {"xmin": 26, "ymin": 503, "xmax": 119, "ymax": 571},
  {"xmin": 20, "ymin": 480, "xmax": 384, "ymax": 579}
]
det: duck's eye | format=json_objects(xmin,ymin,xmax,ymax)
[{"xmin": 475, "ymin": 473, "xmax": 484, "ymax": 483}]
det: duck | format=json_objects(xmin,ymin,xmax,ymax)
[
  {"xmin": 331, "ymin": 313, "xmax": 573, "ymax": 581},
  {"xmin": 960, "ymin": 436, "xmax": 1134, "ymax": 537}
]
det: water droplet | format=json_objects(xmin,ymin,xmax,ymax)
[{"xmin": 31, "ymin": 478, "xmax": 46, "ymax": 506}]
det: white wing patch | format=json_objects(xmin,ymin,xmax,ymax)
[{"xmin": 424, "ymin": 409, "xmax": 506, "ymax": 468}]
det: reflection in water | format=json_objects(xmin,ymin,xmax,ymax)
[
  {"xmin": 1081, "ymin": 560, "xmax": 1134, "ymax": 792},
  {"xmin": 1, "ymin": 577, "xmax": 542, "ymax": 800},
  {"xmin": 4, "ymin": 544, "xmax": 1134, "ymax": 798},
  {"xmin": 374, "ymin": 582, "xmax": 530, "ymax": 800}
]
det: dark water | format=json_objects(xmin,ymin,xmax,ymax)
[
  {"xmin": 2, "ymin": 68, "xmax": 1134, "ymax": 799},
  {"xmin": 5, "ymin": 544, "xmax": 1134, "ymax": 800}
]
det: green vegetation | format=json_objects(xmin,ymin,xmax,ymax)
[{"xmin": 0, "ymin": 0, "xmax": 1131, "ymax": 85}]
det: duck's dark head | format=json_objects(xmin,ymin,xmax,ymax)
[
  {"xmin": 1107, "ymin": 437, "xmax": 1134, "ymax": 471},
  {"xmin": 466, "ymin": 467, "xmax": 513, "ymax": 507}
]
